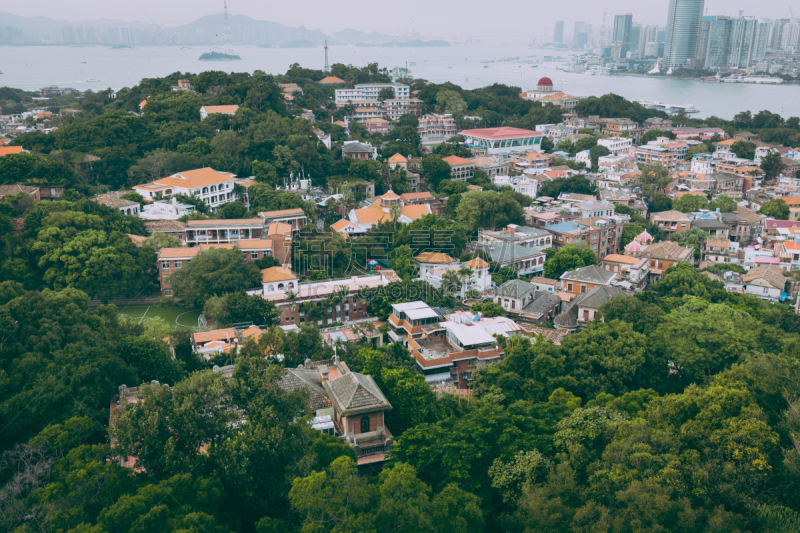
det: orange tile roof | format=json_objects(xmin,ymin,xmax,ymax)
[
  {"xmin": 414, "ymin": 252, "xmax": 457, "ymax": 264},
  {"xmin": 603, "ymin": 254, "xmax": 638, "ymax": 264},
  {"xmin": 186, "ymin": 218, "xmax": 262, "ymax": 226},
  {"xmin": 783, "ymin": 241, "xmax": 800, "ymax": 251},
  {"xmin": 202, "ymin": 105, "xmax": 239, "ymax": 114},
  {"xmin": 139, "ymin": 100, "xmax": 147, "ymax": 108},
  {"xmin": 154, "ymin": 168, "xmax": 236, "ymax": 189},
  {"xmin": 127, "ymin": 234, "xmax": 147, "ymax": 246},
  {"xmin": 194, "ymin": 328, "xmax": 236, "ymax": 344},
  {"xmin": 442, "ymin": 155, "xmax": 474, "ymax": 166},
  {"xmin": 199, "ymin": 243, "xmax": 237, "ymax": 252},
  {"xmin": 331, "ymin": 219, "xmax": 358, "ymax": 231},
  {"xmin": 400, "ymin": 204, "xmax": 431, "ymax": 220},
  {"xmin": 364, "ymin": 118, "xmax": 388, "ymax": 123},
  {"xmin": 241, "ymin": 325, "xmax": 264, "ymax": 338},
  {"xmin": 260, "ymin": 208, "xmax": 305, "ymax": 218},
  {"xmin": 318, "ymin": 76, "xmax": 346, "ymax": 84},
  {"xmin": 0, "ymin": 146, "xmax": 24, "ymax": 156},
  {"xmin": 401, "ymin": 192, "xmax": 433, "ymax": 200},
  {"xmin": 158, "ymin": 247, "xmax": 199, "ymax": 259},
  {"xmin": 388, "ymin": 153, "xmax": 408, "ymax": 163},
  {"xmin": 382, "ymin": 190, "xmax": 400, "ymax": 199},
  {"xmin": 467, "ymin": 185, "xmax": 483, "ymax": 190},
  {"xmin": 261, "ymin": 266, "xmax": 297, "ymax": 283},
  {"xmin": 268, "ymin": 222, "xmax": 293, "ymax": 236},
  {"xmin": 352, "ymin": 204, "xmax": 391, "ymax": 225},
  {"xmin": 237, "ymin": 239, "xmax": 273, "ymax": 250},
  {"xmin": 466, "ymin": 257, "xmax": 489, "ymax": 269}
]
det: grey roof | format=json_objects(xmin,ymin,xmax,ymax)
[
  {"xmin": 342, "ymin": 142, "xmax": 373, "ymax": 153},
  {"xmin": 561, "ymin": 265, "xmax": 615, "ymax": 285},
  {"xmin": 691, "ymin": 218, "xmax": 728, "ymax": 230},
  {"xmin": 495, "ymin": 279, "xmax": 536, "ymax": 299},
  {"xmin": 574, "ymin": 285, "xmax": 629, "ymax": 309},
  {"xmin": 475, "ymin": 242, "xmax": 544, "ymax": 264},
  {"xmin": 514, "ymin": 226, "xmax": 551, "ymax": 238},
  {"xmin": 279, "ymin": 369, "xmax": 331, "ymax": 410},
  {"xmin": 325, "ymin": 372, "xmax": 392, "ymax": 415},
  {"xmin": 522, "ymin": 291, "xmax": 561, "ymax": 316},
  {"xmin": 554, "ymin": 286, "xmax": 628, "ymax": 329}
]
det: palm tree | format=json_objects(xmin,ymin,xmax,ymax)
[
  {"xmin": 441, "ymin": 270, "xmax": 460, "ymax": 296},
  {"xmin": 389, "ymin": 204, "xmax": 402, "ymax": 230},
  {"xmin": 458, "ymin": 265, "xmax": 475, "ymax": 297},
  {"xmin": 286, "ymin": 290, "xmax": 298, "ymax": 314}
]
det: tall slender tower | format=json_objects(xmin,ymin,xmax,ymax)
[
  {"xmin": 223, "ymin": 0, "xmax": 234, "ymax": 55},
  {"xmin": 324, "ymin": 40, "xmax": 329, "ymax": 73},
  {"xmin": 663, "ymin": 0, "xmax": 705, "ymax": 69}
]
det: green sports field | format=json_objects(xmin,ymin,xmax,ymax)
[{"xmin": 117, "ymin": 305, "xmax": 203, "ymax": 329}]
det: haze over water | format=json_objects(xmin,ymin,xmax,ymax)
[{"xmin": 3, "ymin": 40, "xmax": 799, "ymax": 119}]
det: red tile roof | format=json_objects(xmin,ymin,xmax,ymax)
[{"xmin": 461, "ymin": 126, "xmax": 542, "ymax": 140}]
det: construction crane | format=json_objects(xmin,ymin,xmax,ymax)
[{"xmin": 223, "ymin": 0, "xmax": 234, "ymax": 56}]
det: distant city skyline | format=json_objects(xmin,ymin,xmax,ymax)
[{"xmin": 0, "ymin": 1, "xmax": 794, "ymax": 37}]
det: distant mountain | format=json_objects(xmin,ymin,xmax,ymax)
[
  {"xmin": 185, "ymin": 13, "xmax": 327, "ymax": 46},
  {"xmin": 0, "ymin": 11, "xmax": 155, "ymax": 33},
  {"xmin": 330, "ymin": 28, "xmax": 395, "ymax": 45}
]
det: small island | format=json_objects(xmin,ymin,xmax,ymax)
[{"xmin": 198, "ymin": 51, "xmax": 242, "ymax": 61}]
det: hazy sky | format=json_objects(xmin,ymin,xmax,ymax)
[{"xmin": 2, "ymin": 0, "xmax": 792, "ymax": 36}]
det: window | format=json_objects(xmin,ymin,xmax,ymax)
[
  {"xmin": 161, "ymin": 260, "xmax": 170, "ymax": 269},
  {"xmin": 251, "ymin": 251, "xmax": 259, "ymax": 259},
  {"xmin": 581, "ymin": 285, "xmax": 587, "ymax": 294},
  {"xmin": 567, "ymin": 283, "xmax": 573, "ymax": 292},
  {"xmin": 360, "ymin": 416, "xmax": 370, "ymax": 433},
  {"xmin": 164, "ymin": 289, "xmax": 173, "ymax": 296},
  {"xmin": 175, "ymin": 261, "xmax": 182, "ymax": 269}
]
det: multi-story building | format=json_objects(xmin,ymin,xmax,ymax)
[
  {"xmin": 742, "ymin": 265, "xmax": 787, "ymax": 302},
  {"xmin": 702, "ymin": 238, "xmax": 740, "ymax": 265},
  {"xmin": 600, "ymin": 254, "xmax": 649, "ymax": 290},
  {"xmin": 341, "ymin": 141, "xmax": 378, "ymax": 160},
  {"xmin": 554, "ymin": 285, "xmax": 630, "ymax": 331},
  {"xmin": 417, "ymin": 114, "xmax": 457, "ymax": 141},
  {"xmin": 364, "ymin": 118, "xmax": 390, "ymax": 134},
  {"xmin": 636, "ymin": 142, "xmax": 681, "ymax": 170},
  {"xmin": 460, "ymin": 127, "xmax": 544, "ymax": 155},
  {"xmin": 643, "ymin": 117, "xmax": 673, "ymax": 130},
  {"xmin": 335, "ymin": 83, "xmax": 410, "ymax": 104},
  {"xmin": 560, "ymin": 265, "xmax": 617, "ymax": 296},
  {"xmin": 597, "ymin": 137, "xmax": 634, "ymax": 155},
  {"xmin": 493, "ymin": 279, "xmax": 561, "ymax": 323},
  {"xmin": 612, "ymin": 13, "xmax": 634, "ymax": 59},
  {"xmin": 391, "ymin": 302, "xmax": 514, "ymax": 388},
  {"xmin": 544, "ymin": 218, "xmax": 623, "ymax": 258},
  {"xmin": 651, "ymin": 210, "xmax": 692, "ymax": 235},
  {"xmin": 382, "ymin": 98, "xmax": 423, "ymax": 120},
  {"xmin": 132, "ymin": 168, "xmax": 238, "ymax": 212},
  {"xmin": 720, "ymin": 206, "xmax": 764, "ymax": 244},
  {"xmin": 663, "ymin": 0, "xmax": 705, "ymax": 70},
  {"xmin": 442, "ymin": 155, "xmax": 476, "ymax": 181},
  {"xmin": 627, "ymin": 240, "xmax": 694, "ymax": 279},
  {"xmin": 259, "ymin": 208, "xmax": 308, "ymax": 233},
  {"xmin": 184, "ymin": 218, "xmax": 266, "ymax": 245},
  {"xmin": 157, "ymin": 247, "xmax": 199, "ymax": 297},
  {"xmin": 672, "ymin": 127, "xmax": 728, "ymax": 140},
  {"xmin": 602, "ymin": 118, "xmax": 643, "ymax": 143}
]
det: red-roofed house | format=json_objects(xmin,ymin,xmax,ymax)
[
  {"xmin": 200, "ymin": 105, "xmax": 239, "ymax": 121},
  {"xmin": 442, "ymin": 155, "xmax": 475, "ymax": 181},
  {"xmin": 460, "ymin": 127, "xmax": 544, "ymax": 155}
]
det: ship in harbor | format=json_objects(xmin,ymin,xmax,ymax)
[
  {"xmin": 721, "ymin": 75, "xmax": 784, "ymax": 84},
  {"xmin": 634, "ymin": 99, "xmax": 700, "ymax": 114}
]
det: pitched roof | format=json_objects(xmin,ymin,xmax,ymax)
[
  {"xmin": 561, "ymin": 265, "xmax": 616, "ymax": 284},
  {"xmin": 522, "ymin": 291, "xmax": 561, "ymax": 316},
  {"xmin": 466, "ymin": 257, "xmax": 489, "ymax": 269},
  {"xmin": 732, "ymin": 206, "xmax": 763, "ymax": 223},
  {"xmin": 267, "ymin": 222, "xmax": 293, "ymax": 236},
  {"xmin": 652, "ymin": 210, "xmax": 690, "ymax": 221},
  {"xmin": 331, "ymin": 218, "xmax": 360, "ymax": 232},
  {"xmin": 461, "ymin": 126, "xmax": 542, "ymax": 140},
  {"xmin": 400, "ymin": 204, "xmax": 431, "ymax": 220},
  {"xmin": 199, "ymin": 243, "xmax": 237, "ymax": 252},
  {"xmin": 201, "ymin": 105, "xmax": 239, "ymax": 114},
  {"xmin": 530, "ymin": 276, "xmax": 558, "ymax": 285},
  {"xmin": 341, "ymin": 142, "xmax": 373, "ymax": 153},
  {"xmin": 705, "ymin": 238, "xmax": 731, "ymax": 248},
  {"xmin": 603, "ymin": 254, "xmax": 639, "ymax": 264},
  {"xmin": 261, "ymin": 266, "xmax": 297, "ymax": 283},
  {"xmin": 158, "ymin": 247, "xmax": 198, "ymax": 259},
  {"xmin": 414, "ymin": 252, "xmax": 457, "ymax": 264},
  {"xmin": 381, "ymin": 189, "xmax": 400, "ymax": 199},
  {"xmin": 194, "ymin": 328, "xmax": 236, "ymax": 344},
  {"xmin": 92, "ymin": 194, "xmax": 139, "ymax": 209},
  {"xmin": 236, "ymin": 239, "xmax": 273, "ymax": 250},
  {"xmin": 154, "ymin": 168, "xmax": 235, "ymax": 189},
  {"xmin": 260, "ymin": 208, "xmax": 305, "ymax": 219},
  {"xmin": 0, "ymin": 184, "xmax": 38, "ymax": 197},
  {"xmin": 640, "ymin": 241, "xmax": 693, "ymax": 261},
  {"xmin": 692, "ymin": 218, "xmax": 728, "ymax": 229},
  {"xmin": 388, "ymin": 153, "xmax": 408, "ymax": 163},
  {"xmin": 496, "ymin": 279, "xmax": 536, "ymax": 299},
  {"xmin": 352, "ymin": 204, "xmax": 391, "ymax": 225},
  {"xmin": 241, "ymin": 325, "xmax": 264, "ymax": 339},
  {"xmin": 0, "ymin": 146, "xmax": 24, "ymax": 156},
  {"xmin": 401, "ymin": 192, "xmax": 434, "ymax": 201},
  {"xmin": 442, "ymin": 155, "xmax": 474, "ymax": 166},
  {"xmin": 145, "ymin": 220, "xmax": 186, "ymax": 232},
  {"xmin": 325, "ymin": 372, "xmax": 391, "ymax": 415},
  {"xmin": 280, "ymin": 369, "xmax": 331, "ymax": 410},
  {"xmin": 574, "ymin": 285, "xmax": 629, "ymax": 309},
  {"xmin": 318, "ymin": 76, "xmax": 346, "ymax": 84},
  {"xmin": 742, "ymin": 264, "xmax": 787, "ymax": 290}
]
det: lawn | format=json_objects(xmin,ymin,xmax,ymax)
[{"xmin": 117, "ymin": 304, "xmax": 203, "ymax": 329}]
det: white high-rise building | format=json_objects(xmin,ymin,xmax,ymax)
[
  {"xmin": 664, "ymin": 0, "xmax": 705, "ymax": 69},
  {"xmin": 638, "ymin": 24, "xmax": 659, "ymax": 58}
]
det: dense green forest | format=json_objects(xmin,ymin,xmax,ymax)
[{"xmin": 4, "ymin": 66, "xmax": 800, "ymax": 532}]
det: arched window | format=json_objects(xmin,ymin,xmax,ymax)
[
  {"xmin": 202, "ymin": 187, "xmax": 209, "ymax": 194},
  {"xmin": 287, "ymin": 282, "xmax": 294, "ymax": 289},
  {"xmin": 268, "ymin": 284, "xmax": 274, "ymax": 292},
  {"xmin": 211, "ymin": 186, "xmax": 217, "ymax": 192},
  {"xmin": 278, "ymin": 283, "xmax": 284, "ymax": 290},
  {"xmin": 360, "ymin": 416, "xmax": 370, "ymax": 434}
]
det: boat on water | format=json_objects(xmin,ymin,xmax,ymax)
[
  {"xmin": 635, "ymin": 99, "xmax": 700, "ymax": 114},
  {"xmin": 721, "ymin": 75, "xmax": 784, "ymax": 84},
  {"xmin": 701, "ymin": 75, "xmax": 720, "ymax": 82},
  {"xmin": 584, "ymin": 65, "xmax": 611, "ymax": 76}
]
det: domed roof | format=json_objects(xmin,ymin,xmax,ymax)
[{"xmin": 537, "ymin": 77, "xmax": 553, "ymax": 87}]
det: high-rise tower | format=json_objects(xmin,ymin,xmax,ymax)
[
  {"xmin": 663, "ymin": 0, "xmax": 705, "ymax": 69},
  {"xmin": 553, "ymin": 20, "xmax": 564, "ymax": 43},
  {"xmin": 324, "ymin": 40, "xmax": 329, "ymax": 73},
  {"xmin": 223, "ymin": 0, "xmax": 233, "ymax": 56},
  {"xmin": 612, "ymin": 13, "xmax": 633, "ymax": 59}
]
